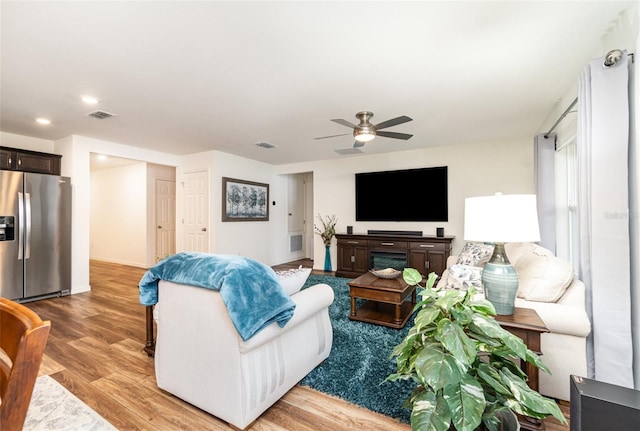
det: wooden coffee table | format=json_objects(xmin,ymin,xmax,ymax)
[{"xmin": 347, "ymin": 272, "xmax": 417, "ymax": 328}]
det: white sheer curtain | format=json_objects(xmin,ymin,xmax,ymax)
[
  {"xmin": 577, "ymin": 51, "xmax": 635, "ymax": 388},
  {"xmin": 630, "ymin": 56, "xmax": 640, "ymax": 391}
]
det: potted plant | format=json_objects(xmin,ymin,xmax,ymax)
[
  {"xmin": 314, "ymin": 214, "xmax": 337, "ymax": 272},
  {"xmin": 386, "ymin": 268, "xmax": 567, "ymax": 431}
]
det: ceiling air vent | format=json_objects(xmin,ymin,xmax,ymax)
[
  {"xmin": 87, "ymin": 110, "xmax": 117, "ymax": 120},
  {"xmin": 335, "ymin": 148, "xmax": 363, "ymax": 155},
  {"xmin": 256, "ymin": 141, "xmax": 277, "ymax": 149}
]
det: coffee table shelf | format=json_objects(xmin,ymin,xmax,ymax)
[
  {"xmin": 350, "ymin": 300, "xmax": 415, "ymax": 328},
  {"xmin": 347, "ymin": 272, "xmax": 417, "ymax": 329}
]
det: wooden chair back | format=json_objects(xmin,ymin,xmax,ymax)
[{"xmin": 0, "ymin": 298, "xmax": 51, "ymax": 431}]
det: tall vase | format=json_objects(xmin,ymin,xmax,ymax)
[{"xmin": 324, "ymin": 245, "xmax": 332, "ymax": 272}]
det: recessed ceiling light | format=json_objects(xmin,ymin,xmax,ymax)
[
  {"xmin": 96, "ymin": 154, "xmax": 108, "ymax": 161},
  {"xmin": 36, "ymin": 118, "xmax": 51, "ymax": 125},
  {"xmin": 81, "ymin": 95, "xmax": 99, "ymax": 104}
]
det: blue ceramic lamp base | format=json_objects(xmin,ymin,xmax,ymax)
[{"xmin": 481, "ymin": 243, "xmax": 518, "ymax": 315}]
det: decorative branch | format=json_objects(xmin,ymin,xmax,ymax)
[{"xmin": 314, "ymin": 214, "xmax": 337, "ymax": 246}]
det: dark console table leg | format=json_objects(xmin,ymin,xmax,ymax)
[{"xmin": 144, "ymin": 305, "xmax": 156, "ymax": 357}]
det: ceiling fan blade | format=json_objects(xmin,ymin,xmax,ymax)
[
  {"xmin": 376, "ymin": 131, "xmax": 413, "ymax": 140},
  {"xmin": 314, "ymin": 133, "xmax": 352, "ymax": 140},
  {"xmin": 331, "ymin": 119, "xmax": 357, "ymax": 128},
  {"xmin": 353, "ymin": 141, "xmax": 365, "ymax": 148},
  {"xmin": 374, "ymin": 115, "xmax": 413, "ymax": 130}
]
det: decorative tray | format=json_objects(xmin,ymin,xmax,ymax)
[{"xmin": 369, "ymin": 268, "xmax": 402, "ymax": 279}]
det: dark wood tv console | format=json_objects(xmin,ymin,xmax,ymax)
[{"xmin": 335, "ymin": 233, "xmax": 454, "ymax": 279}]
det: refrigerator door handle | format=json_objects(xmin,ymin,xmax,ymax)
[
  {"xmin": 25, "ymin": 192, "xmax": 31, "ymax": 259},
  {"xmin": 18, "ymin": 192, "xmax": 24, "ymax": 260}
]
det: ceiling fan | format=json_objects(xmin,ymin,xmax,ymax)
[{"xmin": 315, "ymin": 111, "xmax": 413, "ymax": 148}]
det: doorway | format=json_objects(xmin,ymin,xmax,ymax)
[
  {"xmin": 89, "ymin": 153, "xmax": 176, "ymax": 267},
  {"xmin": 286, "ymin": 172, "xmax": 314, "ymax": 262}
]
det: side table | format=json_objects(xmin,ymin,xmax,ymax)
[{"xmin": 495, "ymin": 307, "xmax": 549, "ymax": 431}]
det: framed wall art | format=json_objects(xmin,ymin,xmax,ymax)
[{"xmin": 222, "ymin": 177, "xmax": 269, "ymax": 222}]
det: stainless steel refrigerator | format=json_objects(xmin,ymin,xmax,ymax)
[{"xmin": 0, "ymin": 170, "xmax": 71, "ymax": 301}]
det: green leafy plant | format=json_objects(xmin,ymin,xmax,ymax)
[{"xmin": 386, "ymin": 268, "xmax": 566, "ymax": 431}]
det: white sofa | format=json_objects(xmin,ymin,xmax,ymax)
[
  {"xmin": 437, "ymin": 242, "xmax": 591, "ymax": 401},
  {"xmin": 154, "ymin": 279, "xmax": 334, "ymax": 430}
]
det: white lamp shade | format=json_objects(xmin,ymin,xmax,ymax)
[{"xmin": 464, "ymin": 194, "xmax": 541, "ymax": 243}]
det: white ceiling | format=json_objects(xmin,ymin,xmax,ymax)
[{"xmin": 0, "ymin": 1, "xmax": 634, "ymax": 165}]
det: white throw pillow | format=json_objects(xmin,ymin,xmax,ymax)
[
  {"xmin": 275, "ymin": 266, "xmax": 311, "ymax": 296},
  {"xmin": 515, "ymin": 252, "xmax": 574, "ymax": 302},
  {"xmin": 456, "ymin": 242, "xmax": 494, "ymax": 267},
  {"xmin": 505, "ymin": 242, "xmax": 553, "ymax": 266},
  {"xmin": 445, "ymin": 264, "xmax": 484, "ymax": 294}
]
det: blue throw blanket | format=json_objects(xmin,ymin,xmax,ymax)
[{"xmin": 139, "ymin": 252, "xmax": 296, "ymax": 341}]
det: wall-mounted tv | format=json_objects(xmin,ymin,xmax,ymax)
[{"xmin": 355, "ymin": 166, "xmax": 448, "ymax": 222}]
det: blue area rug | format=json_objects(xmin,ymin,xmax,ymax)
[{"xmin": 300, "ymin": 274, "xmax": 414, "ymax": 423}]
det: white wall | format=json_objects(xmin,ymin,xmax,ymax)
[
  {"xmin": 278, "ymin": 138, "xmax": 535, "ymax": 270},
  {"xmin": 0, "ymin": 131, "xmax": 55, "ymax": 153},
  {"xmin": 175, "ymin": 138, "xmax": 536, "ymax": 272},
  {"xmin": 177, "ymin": 150, "xmax": 286, "ymax": 265},
  {"xmin": 91, "ymin": 162, "xmax": 148, "ymax": 267}
]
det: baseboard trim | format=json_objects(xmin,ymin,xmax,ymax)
[{"xmin": 90, "ymin": 257, "xmax": 148, "ymax": 268}]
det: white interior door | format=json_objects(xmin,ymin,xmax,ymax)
[
  {"xmin": 155, "ymin": 179, "xmax": 176, "ymax": 261},
  {"xmin": 287, "ymin": 174, "xmax": 305, "ymax": 260},
  {"xmin": 183, "ymin": 170, "xmax": 208, "ymax": 252}
]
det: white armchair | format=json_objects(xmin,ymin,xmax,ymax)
[{"xmin": 153, "ymin": 279, "xmax": 334, "ymax": 430}]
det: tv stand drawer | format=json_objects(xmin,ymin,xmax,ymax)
[
  {"xmin": 410, "ymin": 242, "xmax": 445, "ymax": 251},
  {"xmin": 368, "ymin": 240, "xmax": 408, "ymax": 249},
  {"xmin": 337, "ymin": 238, "xmax": 367, "ymax": 246}
]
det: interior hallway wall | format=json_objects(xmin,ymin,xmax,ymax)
[{"xmin": 90, "ymin": 162, "xmax": 148, "ymax": 267}]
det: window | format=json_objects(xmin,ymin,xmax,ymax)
[{"xmin": 555, "ymin": 127, "xmax": 579, "ymax": 270}]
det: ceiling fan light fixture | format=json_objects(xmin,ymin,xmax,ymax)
[
  {"xmin": 354, "ymin": 129, "xmax": 376, "ymax": 142},
  {"xmin": 316, "ymin": 110, "xmax": 412, "ymax": 145}
]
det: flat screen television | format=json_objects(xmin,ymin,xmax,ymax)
[{"xmin": 355, "ymin": 166, "xmax": 448, "ymax": 222}]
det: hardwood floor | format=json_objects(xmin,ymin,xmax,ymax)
[{"xmin": 25, "ymin": 260, "xmax": 569, "ymax": 430}]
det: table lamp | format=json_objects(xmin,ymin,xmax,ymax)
[{"xmin": 464, "ymin": 193, "xmax": 541, "ymax": 315}]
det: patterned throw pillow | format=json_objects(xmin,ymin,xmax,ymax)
[
  {"xmin": 455, "ymin": 242, "xmax": 494, "ymax": 267},
  {"xmin": 275, "ymin": 266, "xmax": 311, "ymax": 296},
  {"xmin": 444, "ymin": 264, "xmax": 484, "ymax": 293}
]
